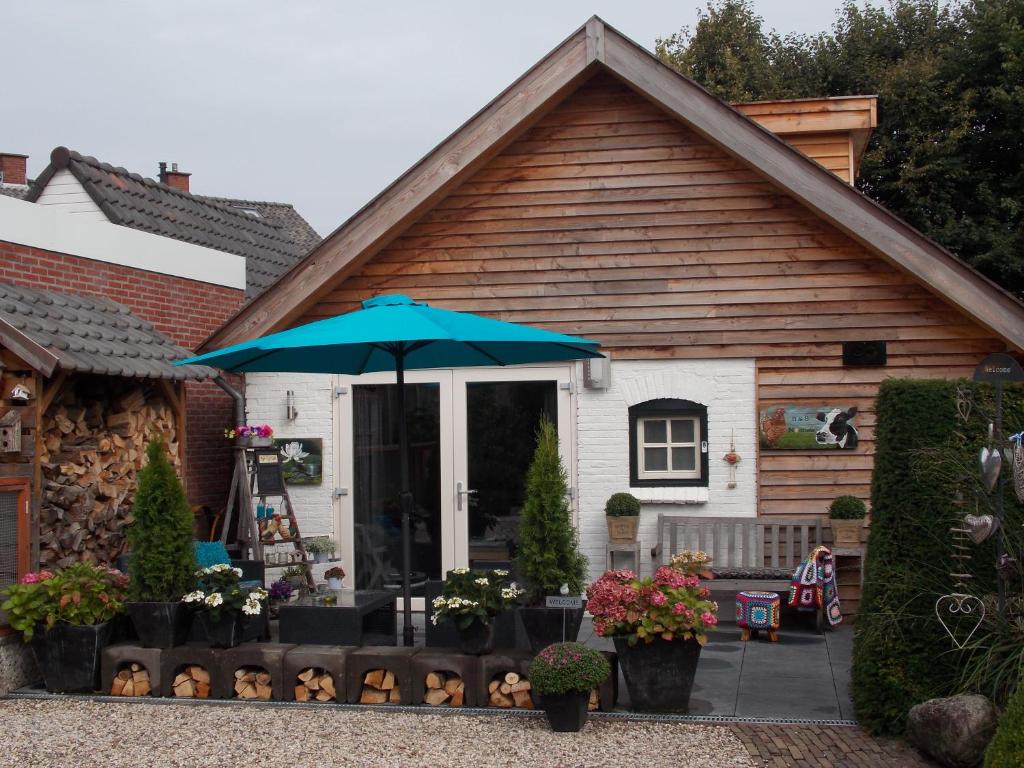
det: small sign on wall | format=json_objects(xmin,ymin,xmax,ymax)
[
  {"xmin": 759, "ymin": 405, "xmax": 859, "ymax": 450},
  {"xmin": 273, "ymin": 438, "xmax": 324, "ymax": 485}
]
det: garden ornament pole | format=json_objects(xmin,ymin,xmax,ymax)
[{"xmin": 394, "ymin": 345, "xmax": 415, "ymax": 647}]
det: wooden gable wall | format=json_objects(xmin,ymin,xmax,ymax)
[{"xmin": 303, "ymin": 72, "xmax": 1005, "ymax": 515}]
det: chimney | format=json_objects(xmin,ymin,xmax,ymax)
[
  {"xmin": 0, "ymin": 153, "xmax": 28, "ymax": 186},
  {"xmin": 158, "ymin": 161, "xmax": 191, "ymax": 193}
]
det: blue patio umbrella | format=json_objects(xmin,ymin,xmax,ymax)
[{"xmin": 177, "ymin": 294, "xmax": 602, "ymax": 645}]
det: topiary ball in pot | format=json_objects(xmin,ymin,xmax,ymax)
[
  {"xmin": 828, "ymin": 495, "xmax": 866, "ymax": 548},
  {"xmin": 529, "ymin": 642, "xmax": 611, "ymax": 732},
  {"xmin": 605, "ymin": 492, "xmax": 641, "ymax": 544}
]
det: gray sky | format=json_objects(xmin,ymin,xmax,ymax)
[{"xmin": 6, "ymin": 1, "xmax": 846, "ymax": 235}]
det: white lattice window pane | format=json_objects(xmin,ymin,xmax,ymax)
[
  {"xmin": 644, "ymin": 447, "xmax": 668, "ymax": 471},
  {"xmin": 643, "ymin": 420, "xmax": 667, "ymax": 443}
]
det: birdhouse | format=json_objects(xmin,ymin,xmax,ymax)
[{"xmin": 0, "ymin": 411, "xmax": 21, "ymax": 453}]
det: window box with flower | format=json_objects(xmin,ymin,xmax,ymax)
[
  {"xmin": 586, "ymin": 550, "xmax": 718, "ymax": 712},
  {"xmin": 226, "ymin": 424, "xmax": 274, "ymax": 448},
  {"xmin": 431, "ymin": 568, "xmax": 523, "ymax": 655},
  {"xmin": 183, "ymin": 564, "xmax": 268, "ymax": 648}
]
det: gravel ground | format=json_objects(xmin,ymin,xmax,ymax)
[{"xmin": 0, "ymin": 699, "xmax": 757, "ymax": 768}]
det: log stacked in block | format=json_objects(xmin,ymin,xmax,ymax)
[
  {"xmin": 487, "ymin": 672, "xmax": 533, "ymax": 709},
  {"xmin": 359, "ymin": 668, "xmax": 401, "ymax": 704},
  {"xmin": 39, "ymin": 383, "xmax": 180, "ymax": 568},
  {"xmin": 233, "ymin": 667, "xmax": 273, "ymax": 700},
  {"xmin": 294, "ymin": 667, "xmax": 336, "ymax": 702},
  {"xmin": 171, "ymin": 666, "xmax": 212, "ymax": 698},
  {"xmin": 589, "ymin": 688, "xmax": 599, "ymax": 711},
  {"xmin": 423, "ymin": 671, "xmax": 465, "ymax": 707},
  {"xmin": 110, "ymin": 663, "xmax": 151, "ymax": 696}
]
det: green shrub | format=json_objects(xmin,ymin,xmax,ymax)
[
  {"xmin": 852, "ymin": 379, "xmax": 1024, "ymax": 736},
  {"xmin": 986, "ymin": 681, "xmax": 1024, "ymax": 768},
  {"xmin": 528, "ymin": 641, "xmax": 610, "ymax": 696},
  {"xmin": 605, "ymin": 492, "xmax": 641, "ymax": 517},
  {"xmin": 829, "ymin": 495, "xmax": 867, "ymax": 519},
  {"xmin": 127, "ymin": 438, "xmax": 197, "ymax": 603},
  {"xmin": 304, "ymin": 536, "xmax": 335, "ymax": 555},
  {"xmin": 515, "ymin": 418, "xmax": 587, "ymax": 604}
]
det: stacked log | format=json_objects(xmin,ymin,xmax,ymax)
[
  {"xmin": 487, "ymin": 672, "xmax": 533, "ymax": 709},
  {"xmin": 423, "ymin": 671, "xmax": 465, "ymax": 706},
  {"xmin": 233, "ymin": 667, "xmax": 273, "ymax": 700},
  {"xmin": 38, "ymin": 381, "xmax": 179, "ymax": 568},
  {"xmin": 359, "ymin": 668, "xmax": 401, "ymax": 704},
  {"xmin": 294, "ymin": 667, "xmax": 336, "ymax": 702},
  {"xmin": 110, "ymin": 663, "xmax": 151, "ymax": 696},
  {"xmin": 171, "ymin": 666, "xmax": 212, "ymax": 698},
  {"xmin": 589, "ymin": 688, "xmax": 600, "ymax": 711}
]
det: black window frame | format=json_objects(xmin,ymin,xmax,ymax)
[{"xmin": 628, "ymin": 398, "xmax": 709, "ymax": 488}]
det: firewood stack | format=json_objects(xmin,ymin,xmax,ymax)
[
  {"xmin": 358, "ymin": 669, "xmax": 401, "ymax": 704},
  {"xmin": 423, "ymin": 671, "xmax": 465, "ymax": 706},
  {"xmin": 110, "ymin": 663, "xmax": 151, "ymax": 696},
  {"xmin": 171, "ymin": 666, "xmax": 212, "ymax": 698},
  {"xmin": 233, "ymin": 667, "xmax": 273, "ymax": 700},
  {"xmin": 589, "ymin": 688, "xmax": 600, "ymax": 711},
  {"xmin": 294, "ymin": 667, "xmax": 336, "ymax": 702},
  {"xmin": 38, "ymin": 382, "xmax": 179, "ymax": 568},
  {"xmin": 487, "ymin": 672, "xmax": 533, "ymax": 708}
]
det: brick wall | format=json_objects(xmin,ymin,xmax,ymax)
[{"xmin": 0, "ymin": 238, "xmax": 245, "ymax": 510}]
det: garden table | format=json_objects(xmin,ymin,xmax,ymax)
[{"xmin": 278, "ymin": 589, "xmax": 398, "ymax": 646}]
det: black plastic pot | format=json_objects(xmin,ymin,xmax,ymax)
[
  {"xmin": 518, "ymin": 605, "xmax": 585, "ymax": 654},
  {"xmin": 457, "ymin": 620, "xmax": 495, "ymax": 655},
  {"xmin": 613, "ymin": 635, "xmax": 702, "ymax": 712},
  {"xmin": 538, "ymin": 690, "xmax": 590, "ymax": 732},
  {"xmin": 30, "ymin": 621, "xmax": 113, "ymax": 693},
  {"xmin": 194, "ymin": 611, "xmax": 243, "ymax": 648},
  {"xmin": 126, "ymin": 602, "xmax": 192, "ymax": 648}
]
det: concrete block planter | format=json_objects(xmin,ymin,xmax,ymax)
[
  {"xmin": 479, "ymin": 649, "xmax": 535, "ymax": 709},
  {"xmin": 410, "ymin": 649, "xmax": 482, "ymax": 707},
  {"xmin": 219, "ymin": 642, "xmax": 295, "ymax": 701},
  {"xmin": 159, "ymin": 646, "xmax": 225, "ymax": 699},
  {"xmin": 282, "ymin": 645, "xmax": 355, "ymax": 702},
  {"xmin": 595, "ymin": 650, "xmax": 618, "ymax": 712},
  {"xmin": 101, "ymin": 644, "xmax": 164, "ymax": 697},
  {"xmin": 346, "ymin": 646, "xmax": 418, "ymax": 705}
]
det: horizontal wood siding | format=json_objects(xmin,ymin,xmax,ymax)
[{"xmin": 303, "ymin": 73, "xmax": 1004, "ymax": 517}]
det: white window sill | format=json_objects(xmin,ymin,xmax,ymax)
[{"xmin": 630, "ymin": 486, "xmax": 709, "ymax": 504}]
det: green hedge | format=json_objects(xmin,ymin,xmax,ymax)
[
  {"xmin": 852, "ymin": 379, "xmax": 1024, "ymax": 736},
  {"xmin": 986, "ymin": 680, "xmax": 1024, "ymax": 767}
]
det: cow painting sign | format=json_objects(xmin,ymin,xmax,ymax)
[{"xmin": 759, "ymin": 405, "xmax": 859, "ymax": 450}]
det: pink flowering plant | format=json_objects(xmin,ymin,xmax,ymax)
[
  {"xmin": 1, "ymin": 562, "xmax": 129, "ymax": 641},
  {"xmin": 528, "ymin": 641, "xmax": 611, "ymax": 696},
  {"xmin": 585, "ymin": 550, "xmax": 718, "ymax": 646},
  {"xmin": 224, "ymin": 424, "xmax": 274, "ymax": 440}
]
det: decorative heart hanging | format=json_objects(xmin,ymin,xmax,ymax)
[
  {"xmin": 962, "ymin": 514, "xmax": 997, "ymax": 544},
  {"xmin": 955, "ymin": 386, "xmax": 972, "ymax": 422},
  {"xmin": 935, "ymin": 593, "xmax": 985, "ymax": 649},
  {"xmin": 980, "ymin": 447, "xmax": 1002, "ymax": 492}
]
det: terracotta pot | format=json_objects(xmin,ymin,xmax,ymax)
[
  {"xmin": 830, "ymin": 518, "xmax": 863, "ymax": 548},
  {"xmin": 606, "ymin": 515, "xmax": 640, "ymax": 543},
  {"xmin": 613, "ymin": 635, "xmax": 702, "ymax": 712}
]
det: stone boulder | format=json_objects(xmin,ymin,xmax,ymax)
[{"xmin": 907, "ymin": 694, "xmax": 998, "ymax": 768}]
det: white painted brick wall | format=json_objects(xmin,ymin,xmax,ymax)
[
  {"xmin": 245, "ymin": 373, "xmax": 336, "ymax": 540},
  {"xmin": 575, "ymin": 359, "xmax": 757, "ymax": 581}
]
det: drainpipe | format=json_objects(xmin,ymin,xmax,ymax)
[{"xmin": 214, "ymin": 375, "xmax": 245, "ymax": 425}]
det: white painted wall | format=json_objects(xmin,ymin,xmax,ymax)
[
  {"xmin": 244, "ymin": 372, "xmax": 337, "ymax": 541},
  {"xmin": 34, "ymin": 168, "xmax": 106, "ymax": 220},
  {"xmin": 575, "ymin": 358, "xmax": 757, "ymax": 581},
  {"xmin": 0, "ymin": 195, "xmax": 246, "ymax": 289}
]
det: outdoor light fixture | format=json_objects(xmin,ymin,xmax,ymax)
[{"xmin": 286, "ymin": 390, "xmax": 298, "ymax": 421}]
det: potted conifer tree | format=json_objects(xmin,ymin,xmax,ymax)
[
  {"xmin": 515, "ymin": 418, "xmax": 588, "ymax": 653},
  {"xmin": 125, "ymin": 437, "xmax": 198, "ymax": 648}
]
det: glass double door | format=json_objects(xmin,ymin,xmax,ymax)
[{"xmin": 336, "ymin": 367, "xmax": 573, "ymax": 604}]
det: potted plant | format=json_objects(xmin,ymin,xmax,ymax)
[
  {"xmin": 431, "ymin": 568, "xmax": 523, "ymax": 654},
  {"xmin": 515, "ymin": 418, "xmax": 588, "ymax": 652},
  {"xmin": 828, "ymin": 495, "xmax": 866, "ymax": 548},
  {"xmin": 226, "ymin": 423, "xmax": 274, "ymax": 448},
  {"xmin": 267, "ymin": 578, "xmax": 294, "ymax": 618},
  {"xmin": 529, "ymin": 642, "xmax": 611, "ymax": 732},
  {"xmin": 183, "ymin": 564, "xmax": 267, "ymax": 648},
  {"xmin": 605, "ymin": 492, "xmax": 641, "ymax": 544},
  {"xmin": 324, "ymin": 566, "xmax": 346, "ymax": 590},
  {"xmin": 2, "ymin": 563, "xmax": 128, "ymax": 692},
  {"xmin": 305, "ymin": 536, "xmax": 336, "ymax": 564},
  {"xmin": 125, "ymin": 438, "xmax": 198, "ymax": 648},
  {"xmin": 586, "ymin": 550, "xmax": 718, "ymax": 712}
]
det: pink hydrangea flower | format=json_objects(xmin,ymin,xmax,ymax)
[
  {"xmin": 701, "ymin": 612, "xmax": 718, "ymax": 626},
  {"xmin": 651, "ymin": 591, "xmax": 666, "ymax": 606},
  {"xmin": 20, "ymin": 572, "xmax": 40, "ymax": 584},
  {"xmin": 672, "ymin": 602, "xmax": 686, "ymax": 615}
]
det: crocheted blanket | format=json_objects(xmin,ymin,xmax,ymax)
[{"xmin": 788, "ymin": 545, "xmax": 842, "ymax": 626}]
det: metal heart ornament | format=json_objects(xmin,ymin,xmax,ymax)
[
  {"xmin": 962, "ymin": 513, "xmax": 997, "ymax": 544},
  {"xmin": 980, "ymin": 447, "xmax": 1002, "ymax": 492},
  {"xmin": 935, "ymin": 593, "xmax": 985, "ymax": 649}
]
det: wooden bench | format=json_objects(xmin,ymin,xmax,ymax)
[{"xmin": 650, "ymin": 514, "xmax": 824, "ymax": 595}]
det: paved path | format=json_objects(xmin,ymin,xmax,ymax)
[{"xmin": 730, "ymin": 723, "xmax": 936, "ymax": 767}]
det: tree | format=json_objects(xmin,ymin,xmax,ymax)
[
  {"xmin": 656, "ymin": 0, "xmax": 1024, "ymax": 299},
  {"xmin": 515, "ymin": 418, "xmax": 587, "ymax": 604},
  {"xmin": 127, "ymin": 438, "xmax": 197, "ymax": 602}
]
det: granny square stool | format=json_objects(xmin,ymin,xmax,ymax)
[{"xmin": 735, "ymin": 591, "xmax": 780, "ymax": 642}]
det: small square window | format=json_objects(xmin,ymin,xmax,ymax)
[{"xmin": 629, "ymin": 399, "xmax": 708, "ymax": 487}]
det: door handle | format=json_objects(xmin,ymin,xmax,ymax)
[{"xmin": 456, "ymin": 481, "xmax": 477, "ymax": 511}]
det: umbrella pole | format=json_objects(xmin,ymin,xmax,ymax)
[{"xmin": 395, "ymin": 350, "xmax": 415, "ymax": 647}]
